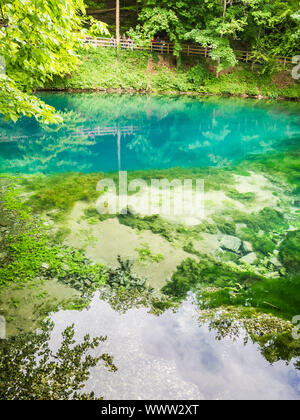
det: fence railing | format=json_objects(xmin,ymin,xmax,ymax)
[{"xmin": 84, "ymin": 37, "xmax": 295, "ymax": 67}]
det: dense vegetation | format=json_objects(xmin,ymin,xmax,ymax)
[
  {"xmin": 0, "ymin": 0, "xmax": 108, "ymax": 122},
  {"xmin": 49, "ymin": 46, "xmax": 300, "ymax": 98},
  {"xmin": 128, "ymin": 0, "xmax": 300, "ymax": 71}
]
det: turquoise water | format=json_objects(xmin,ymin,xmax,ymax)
[{"xmin": 0, "ymin": 93, "xmax": 299, "ymax": 174}]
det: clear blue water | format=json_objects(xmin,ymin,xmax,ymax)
[{"xmin": 0, "ymin": 93, "xmax": 299, "ymax": 174}]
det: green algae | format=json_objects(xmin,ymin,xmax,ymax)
[
  {"xmin": 162, "ymin": 256, "xmax": 262, "ymax": 301},
  {"xmin": 20, "ymin": 172, "xmax": 103, "ymax": 220},
  {"xmin": 211, "ymin": 215, "xmax": 236, "ymax": 236},
  {"xmin": 118, "ymin": 213, "xmax": 177, "ymax": 242},
  {"xmin": 1, "ymin": 135, "xmax": 299, "ymax": 336},
  {"xmin": 237, "ymin": 146, "xmax": 300, "ymax": 195},
  {"xmin": 0, "ymin": 178, "xmax": 106, "ymax": 291},
  {"xmin": 233, "ymin": 207, "xmax": 289, "ymax": 234},
  {"xmin": 225, "ymin": 189, "xmax": 256, "ymax": 203},
  {"xmin": 197, "ymin": 275, "xmax": 300, "ymax": 321},
  {"xmin": 135, "ymin": 244, "xmax": 164, "ymax": 264},
  {"xmin": 279, "ymin": 230, "xmax": 300, "ymax": 273},
  {"xmin": 162, "ymin": 248, "xmax": 300, "ymax": 320}
]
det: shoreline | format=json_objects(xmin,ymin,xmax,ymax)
[{"xmin": 37, "ymin": 87, "xmax": 300, "ymax": 102}]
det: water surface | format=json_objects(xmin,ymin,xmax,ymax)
[
  {"xmin": 0, "ymin": 94, "xmax": 299, "ymax": 174},
  {"xmin": 50, "ymin": 293, "xmax": 300, "ymax": 400},
  {"xmin": 1, "ymin": 93, "xmax": 299, "ymax": 400}
]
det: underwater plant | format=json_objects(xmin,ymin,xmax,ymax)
[{"xmin": 279, "ymin": 230, "xmax": 300, "ymax": 273}]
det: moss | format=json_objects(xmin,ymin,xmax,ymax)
[
  {"xmin": 211, "ymin": 215, "xmax": 236, "ymax": 235},
  {"xmin": 162, "ymin": 256, "xmax": 262, "ymax": 300},
  {"xmin": 279, "ymin": 230, "xmax": 300, "ymax": 273},
  {"xmin": 20, "ymin": 172, "xmax": 103, "ymax": 220},
  {"xmin": 135, "ymin": 244, "xmax": 164, "ymax": 263},
  {"xmin": 238, "ymin": 148, "xmax": 300, "ymax": 195},
  {"xmin": 118, "ymin": 213, "xmax": 176, "ymax": 242},
  {"xmin": 226, "ymin": 189, "xmax": 256, "ymax": 203}
]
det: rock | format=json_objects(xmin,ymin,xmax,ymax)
[
  {"xmin": 220, "ymin": 235, "xmax": 242, "ymax": 253},
  {"xmin": 236, "ymin": 223, "xmax": 247, "ymax": 235},
  {"xmin": 239, "ymin": 252, "xmax": 257, "ymax": 265},
  {"xmin": 269, "ymin": 256, "xmax": 282, "ymax": 268},
  {"xmin": 120, "ymin": 205, "xmax": 137, "ymax": 216},
  {"xmin": 41, "ymin": 262, "xmax": 49, "ymax": 269},
  {"xmin": 242, "ymin": 241, "xmax": 253, "ymax": 254}
]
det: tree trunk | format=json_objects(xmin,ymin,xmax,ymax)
[{"xmin": 116, "ymin": 0, "xmax": 120, "ymax": 47}]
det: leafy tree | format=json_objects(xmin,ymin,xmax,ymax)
[
  {"xmin": 0, "ymin": 0, "xmax": 108, "ymax": 123},
  {"xmin": 135, "ymin": 0, "xmax": 300, "ymax": 73}
]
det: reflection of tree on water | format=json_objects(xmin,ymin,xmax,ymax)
[
  {"xmin": 0, "ymin": 95, "xmax": 299, "ymax": 174},
  {"xmin": 98, "ymin": 286, "xmax": 300, "ymax": 374},
  {"xmin": 0, "ymin": 320, "xmax": 117, "ymax": 400},
  {"xmin": 198, "ymin": 309, "xmax": 300, "ymax": 373}
]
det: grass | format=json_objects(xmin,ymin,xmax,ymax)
[{"xmin": 48, "ymin": 46, "xmax": 300, "ymax": 99}]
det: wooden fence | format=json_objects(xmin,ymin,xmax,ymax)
[{"xmin": 84, "ymin": 37, "xmax": 295, "ymax": 67}]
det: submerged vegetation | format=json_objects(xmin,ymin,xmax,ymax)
[
  {"xmin": 0, "ymin": 181, "xmax": 106, "ymax": 292},
  {"xmin": 162, "ymin": 255, "xmax": 300, "ymax": 320},
  {"xmin": 2, "ymin": 140, "xmax": 297, "ymax": 325}
]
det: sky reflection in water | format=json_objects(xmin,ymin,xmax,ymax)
[{"xmin": 49, "ymin": 294, "xmax": 300, "ymax": 400}]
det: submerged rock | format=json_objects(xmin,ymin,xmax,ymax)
[
  {"xmin": 220, "ymin": 235, "xmax": 242, "ymax": 253},
  {"xmin": 239, "ymin": 252, "xmax": 257, "ymax": 265},
  {"xmin": 269, "ymin": 257, "xmax": 282, "ymax": 268},
  {"xmin": 242, "ymin": 241, "xmax": 253, "ymax": 254}
]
